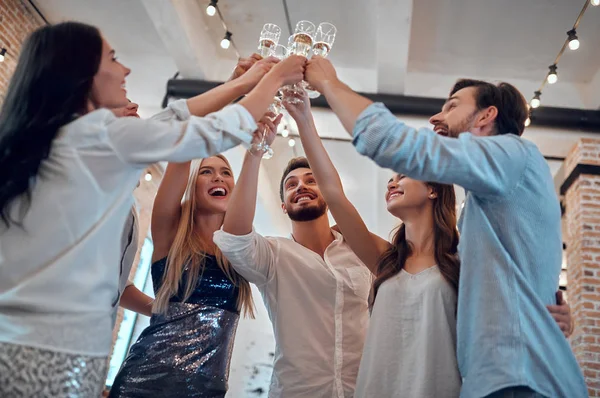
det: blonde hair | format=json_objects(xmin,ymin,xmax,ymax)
[{"xmin": 152, "ymin": 155, "xmax": 255, "ymax": 318}]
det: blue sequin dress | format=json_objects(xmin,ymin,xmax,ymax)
[{"xmin": 109, "ymin": 255, "xmax": 240, "ymax": 397}]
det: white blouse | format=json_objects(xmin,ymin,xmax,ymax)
[
  {"xmin": 354, "ymin": 266, "xmax": 461, "ymax": 398},
  {"xmin": 0, "ymin": 100, "xmax": 256, "ymax": 357}
]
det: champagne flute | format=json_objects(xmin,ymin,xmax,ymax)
[
  {"xmin": 261, "ymin": 45, "xmax": 288, "ymax": 159},
  {"xmin": 249, "ymin": 44, "xmax": 288, "ymax": 159},
  {"xmin": 305, "ymin": 22, "xmax": 336, "ymax": 98},
  {"xmin": 285, "ymin": 21, "xmax": 316, "ymax": 105},
  {"xmin": 258, "ymin": 23, "xmax": 281, "ymax": 57}
]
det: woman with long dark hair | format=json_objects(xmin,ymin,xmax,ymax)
[
  {"xmin": 0, "ymin": 21, "xmax": 304, "ymax": 396},
  {"xmin": 285, "ymin": 91, "xmax": 461, "ymax": 397}
]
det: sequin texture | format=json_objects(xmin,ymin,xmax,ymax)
[{"xmin": 109, "ymin": 256, "xmax": 241, "ymax": 397}]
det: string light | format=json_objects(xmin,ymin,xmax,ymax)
[
  {"xmin": 206, "ymin": 0, "xmax": 217, "ymax": 16},
  {"xmin": 220, "ymin": 31, "xmax": 232, "ymax": 49},
  {"xmin": 144, "ymin": 172, "xmax": 152, "ymax": 182},
  {"xmin": 547, "ymin": 64, "xmax": 558, "ymax": 84},
  {"xmin": 528, "ymin": 0, "xmax": 592, "ymax": 111},
  {"xmin": 281, "ymin": 125, "xmax": 289, "ymax": 138},
  {"xmin": 288, "ymin": 138, "xmax": 296, "ymax": 147},
  {"xmin": 530, "ymin": 91, "xmax": 541, "ymax": 109},
  {"xmin": 567, "ymin": 29, "xmax": 579, "ymax": 50},
  {"xmin": 525, "ymin": 117, "xmax": 531, "ymax": 127},
  {"xmin": 0, "ymin": 48, "xmax": 6, "ymax": 63},
  {"xmin": 205, "ymin": 1, "xmax": 240, "ymax": 57}
]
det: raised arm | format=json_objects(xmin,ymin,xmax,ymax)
[
  {"xmin": 151, "ymin": 162, "xmax": 191, "ymax": 261},
  {"xmin": 283, "ymin": 91, "xmax": 389, "ymax": 274},
  {"xmin": 186, "ymin": 55, "xmax": 279, "ymax": 117},
  {"xmin": 306, "ymin": 57, "xmax": 529, "ymax": 197},
  {"xmin": 222, "ymin": 114, "xmax": 280, "ymax": 236},
  {"xmin": 213, "ymin": 116, "xmax": 281, "ymax": 285}
]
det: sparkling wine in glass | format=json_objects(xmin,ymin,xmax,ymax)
[
  {"xmin": 305, "ymin": 22, "xmax": 337, "ymax": 98},
  {"xmin": 258, "ymin": 23, "xmax": 281, "ymax": 57},
  {"xmin": 285, "ymin": 21, "xmax": 316, "ymax": 105},
  {"xmin": 250, "ymin": 44, "xmax": 288, "ymax": 159}
]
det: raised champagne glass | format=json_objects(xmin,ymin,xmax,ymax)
[
  {"xmin": 249, "ymin": 44, "xmax": 288, "ymax": 159},
  {"xmin": 284, "ymin": 21, "xmax": 316, "ymax": 105},
  {"xmin": 258, "ymin": 23, "xmax": 281, "ymax": 57},
  {"xmin": 304, "ymin": 22, "xmax": 337, "ymax": 98}
]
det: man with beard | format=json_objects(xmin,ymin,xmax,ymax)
[
  {"xmin": 214, "ymin": 155, "xmax": 372, "ymax": 398},
  {"xmin": 303, "ymin": 57, "xmax": 586, "ymax": 398}
]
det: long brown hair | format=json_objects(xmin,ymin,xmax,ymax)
[
  {"xmin": 153, "ymin": 156, "xmax": 255, "ymax": 317},
  {"xmin": 370, "ymin": 182, "xmax": 460, "ymax": 308}
]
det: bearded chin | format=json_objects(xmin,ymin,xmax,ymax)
[
  {"xmin": 449, "ymin": 112, "xmax": 478, "ymax": 137},
  {"xmin": 286, "ymin": 201, "xmax": 328, "ymax": 222}
]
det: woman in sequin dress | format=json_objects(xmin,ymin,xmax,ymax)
[{"xmin": 110, "ymin": 116, "xmax": 280, "ymax": 397}]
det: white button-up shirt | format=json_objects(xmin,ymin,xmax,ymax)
[
  {"xmin": 213, "ymin": 228, "xmax": 372, "ymax": 398},
  {"xmin": 0, "ymin": 100, "xmax": 256, "ymax": 357}
]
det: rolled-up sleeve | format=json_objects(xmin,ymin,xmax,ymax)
[
  {"xmin": 150, "ymin": 99, "xmax": 191, "ymax": 122},
  {"xmin": 213, "ymin": 228, "xmax": 276, "ymax": 286},
  {"xmin": 352, "ymin": 103, "xmax": 529, "ymax": 197},
  {"xmin": 105, "ymin": 104, "xmax": 256, "ymax": 167}
]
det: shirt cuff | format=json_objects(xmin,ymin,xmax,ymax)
[
  {"xmin": 166, "ymin": 99, "xmax": 191, "ymax": 121},
  {"xmin": 214, "ymin": 104, "xmax": 257, "ymax": 149},
  {"xmin": 213, "ymin": 227, "xmax": 256, "ymax": 250}
]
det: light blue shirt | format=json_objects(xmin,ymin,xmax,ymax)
[{"xmin": 352, "ymin": 103, "xmax": 587, "ymax": 398}]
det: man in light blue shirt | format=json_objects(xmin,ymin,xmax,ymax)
[{"xmin": 304, "ymin": 58, "xmax": 587, "ymax": 397}]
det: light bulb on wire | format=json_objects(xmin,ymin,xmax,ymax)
[
  {"xmin": 567, "ymin": 29, "xmax": 579, "ymax": 50},
  {"xmin": 221, "ymin": 31, "xmax": 232, "ymax": 49},
  {"xmin": 0, "ymin": 48, "xmax": 6, "ymax": 63},
  {"xmin": 281, "ymin": 126, "xmax": 289, "ymax": 138},
  {"xmin": 530, "ymin": 91, "xmax": 541, "ymax": 109},
  {"xmin": 547, "ymin": 64, "xmax": 558, "ymax": 85},
  {"xmin": 144, "ymin": 172, "xmax": 152, "ymax": 182},
  {"xmin": 591, "ymin": 0, "xmax": 599, "ymax": 6},
  {"xmin": 206, "ymin": 0, "xmax": 217, "ymax": 16},
  {"xmin": 288, "ymin": 138, "xmax": 296, "ymax": 147},
  {"xmin": 525, "ymin": 117, "xmax": 531, "ymax": 127}
]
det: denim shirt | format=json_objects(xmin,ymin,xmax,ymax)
[{"xmin": 352, "ymin": 103, "xmax": 587, "ymax": 398}]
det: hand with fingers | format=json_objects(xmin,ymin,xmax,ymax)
[
  {"xmin": 305, "ymin": 56, "xmax": 339, "ymax": 93},
  {"xmin": 229, "ymin": 53, "xmax": 263, "ymax": 81},
  {"xmin": 547, "ymin": 290, "xmax": 574, "ymax": 338},
  {"xmin": 267, "ymin": 55, "xmax": 307, "ymax": 87},
  {"xmin": 112, "ymin": 101, "xmax": 140, "ymax": 118},
  {"xmin": 250, "ymin": 111, "xmax": 283, "ymax": 158},
  {"xmin": 282, "ymin": 87, "xmax": 311, "ymax": 125},
  {"xmin": 236, "ymin": 56, "xmax": 280, "ymax": 91}
]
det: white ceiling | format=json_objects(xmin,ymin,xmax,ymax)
[{"xmin": 34, "ymin": 0, "xmax": 600, "ymax": 110}]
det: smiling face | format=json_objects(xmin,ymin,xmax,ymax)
[
  {"xmin": 428, "ymin": 86, "xmax": 483, "ymax": 138},
  {"xmin": 385, "ymin": 174, "xmax": 436, "ymax": 219},
  {"xmin": 281, "ymin": 167, "xmax": 328, "ymax": 222},
  {"xmin": 194, "ymin": 156, "xmax": 235, "ymax": 215},
  {"xmin": 89, "ymin": 38, "xmax": 131, "ymax": 110}
]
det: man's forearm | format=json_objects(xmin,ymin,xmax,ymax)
[{"xmin": 320, "ymin": 80, "xmax": 373, "ymax": 135}]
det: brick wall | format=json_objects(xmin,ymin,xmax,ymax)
[
  {"xmin": 565, "ymin": 139, "xmax": 600, "ymax": 397},
  {"xmin": 0, "ymin": 0, "xmax": 43, "ymax": 103}
]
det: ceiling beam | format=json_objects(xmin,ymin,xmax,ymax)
[
  {"xmin": 164, "ymin": 78, "xmax": 600, "ymax": 132},
  {"xmin": 375, "ymin": 0, "xmax": 414, "ymax": 94}
]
